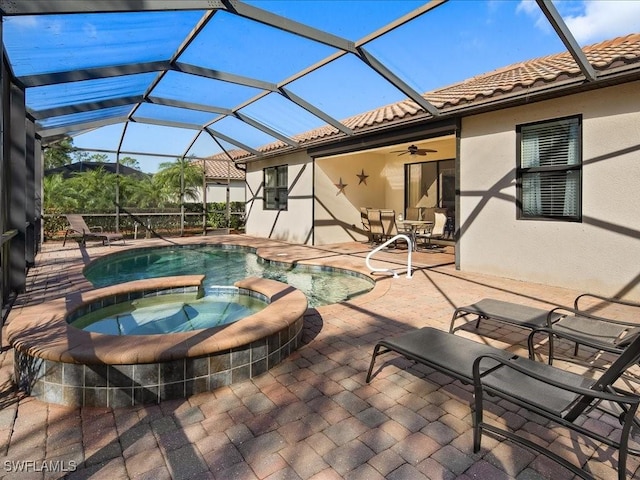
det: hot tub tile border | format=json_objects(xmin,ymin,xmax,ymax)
[{"xmin": 11, "ymin": 276, "xmax": 307, "ymax": 407}]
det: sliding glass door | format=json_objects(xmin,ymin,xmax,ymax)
[{"xmin": 405, "ymin": 159, "xmax": 455, "ymax": 235}]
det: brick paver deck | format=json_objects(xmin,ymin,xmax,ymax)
[{"xmin": 1, "ymin": 235, "xmax": 637, "ymax": 479}]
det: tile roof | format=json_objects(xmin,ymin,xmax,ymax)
[
  {"xmin": 191, "ymin": 158, "xmax": 245, "ymax": 180},
  {"xmin": 217, "ymin": 33, "xmax": 640, "ymax": 161}
]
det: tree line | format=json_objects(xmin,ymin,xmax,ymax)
[{"xmin": 44, "ymin": 138, "xmax": 204, "ymax": 214}]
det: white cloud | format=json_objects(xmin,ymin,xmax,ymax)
[
  {"xmin": 518, "ymin": 0, "xmax": 640, "ymax": 44},
  {"xmin": 516, "ymin": 0, "xmax": 554, "ymax": 34},
  {"xmin": 562, "ymin": 0, "xmax": 640, "ymax": 44}
]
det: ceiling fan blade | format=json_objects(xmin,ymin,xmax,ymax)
[{"xmin": 416, "ymin": 148, "xmax": 438, "ymax": 153}]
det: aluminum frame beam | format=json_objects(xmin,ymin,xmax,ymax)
[
  {"xmin": 356, "ymin": 46, "xmax": 440, "ymax": 117},
  {"xmin": 220, "ymin": 0, "xmax": 356, "ymax": 54},
  {"xmin": 205, "ymin": 127, "xmax": 262, "ymax": 157},
  {"xmin": 131, "ymin": 116, "xmax": 203, "ymax": 131},
  {"xmin": 146, "ymin": 96, "xmax": 232, "ymax": 115},
  {"xmin": 174, "ymin": 62, "xmax": 277, "ymax": 91},
  {"xmin": 38, "ymin": 116, "xmax": 129, "ymax": 139},
  {"xmin": 0, "ymin": 1, "xmax": 224, "ymax": 15},
  {"xmin": 7, "ymin": 0, "xmax": 602, "ymax": 165},
  {"xmin": 29, "ymin": 95, "xmax": 144, "ymax": 120},
  {"xmin": 234, "ymin": 112, "xmax": 298, "ymax": 148},
  {"xmin": 17, "ymin": 61, "xmax": 171, "ymax": 88},
  {"xmin": 535, "ymin": 0, "xmax": 597, "ymax": 81}
]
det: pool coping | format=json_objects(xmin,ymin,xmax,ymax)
[{"xmin": 7, "ymin": 275, "xmax": 308, "ymax": 365}]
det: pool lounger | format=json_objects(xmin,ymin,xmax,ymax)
[
  {"xmin": 365, "ymin": 326, "xmax": 640, "ymax": 480},
  {"xmin": 448, "ymin": 298, "xmax": 563, "ymax": 335}
]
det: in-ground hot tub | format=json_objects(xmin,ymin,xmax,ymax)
[{"xmin": 8, "ymin": 276, "xmax": 307, "ymax": 407}]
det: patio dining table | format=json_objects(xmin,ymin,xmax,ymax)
[{"xmin": 399, "ymin": 220, "xmax": 433, "ymax": 251}]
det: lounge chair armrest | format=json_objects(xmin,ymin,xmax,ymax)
[
  {"xmin": 547, "ymin": 305, "xmax": 640, "ymax": 327},
  {"xmin": 89, "ymin": 226, "xmax": 104, "ymax": 232},
  {"xmin": 574, "ymin": 292, "xmax": 640, "ymax": 311},
  {"xmin": 472, "ymin": 353, "xmax": 640, "ymax": 406}
]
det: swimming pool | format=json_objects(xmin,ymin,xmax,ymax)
[{"xmin": 84, "ymin": 245, "xmax": 374, "ymax": 307}]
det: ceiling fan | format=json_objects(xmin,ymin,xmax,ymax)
[{"xmin": 391, "ymin": 144, "xmax": 437, "ymax": 156}]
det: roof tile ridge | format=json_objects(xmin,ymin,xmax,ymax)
[{"xmin": 223, "ymin": 33, "xmax": 640, "ymax": 161}]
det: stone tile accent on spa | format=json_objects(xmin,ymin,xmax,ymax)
[{"xmin": 8, "ymin": 275, "xmax": 307, "ymax": 407}]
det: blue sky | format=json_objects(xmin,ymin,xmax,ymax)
[{"xmin": 7, "ymin": 0, "xmax": 639, "ymax": 173}]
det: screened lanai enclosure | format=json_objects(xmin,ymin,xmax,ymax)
[{"xmin": 0, "ymin": 0, "xmax": 634, "ymax": 308}]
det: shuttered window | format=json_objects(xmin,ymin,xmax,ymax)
[
  {"xmin": 517, "ymin": 116, "xmax": 581, "ymax": 221},
  {"xmin": 264, "ymin": 165, "xmax": 288, "ymax": 210}
]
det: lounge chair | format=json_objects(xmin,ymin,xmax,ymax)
[
  {"xmin": 529, "ymin": 292, "xmax": 640, "ymax": 365},
  {"xmin": 63, "ymin": 214, "xmax": 125, "ymax": 246},
  {"xmin": 366, "ymin": 326, "xmax": 640, "ymax": 479}
]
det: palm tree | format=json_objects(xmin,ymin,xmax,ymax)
[
  {"xmin": 66, "ymin": 167, "xmax": 117, "ymax": 212},
  {"xmin": 43, "ymin": 174, "xmax": 79, "ymax": 212},
  {"xmin": 154, "ymin": 157, "xmax": 204, "ymax": 203},
  {"xmin": 124, "ymin": 175, "xmax": 170, "ymax": 210}
]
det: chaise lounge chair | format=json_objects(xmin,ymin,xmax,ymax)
[
  {"xmin": 63, "ymin": 214, "xmax": 125, "ymax": 247},
  {"xmin": 366, "ymin": 326, "xmax": 640, "ymax": 479},
  {"xmin": 529, "ymin": 292, "xmax": 640, "ymax": 365}
]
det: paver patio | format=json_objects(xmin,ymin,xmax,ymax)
[{"xmin": 1, "ymin": 235, "xmax": 638, "ymax": 479}]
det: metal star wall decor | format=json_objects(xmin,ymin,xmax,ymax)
[
  {"xmin": 356, "ymin": 169, "xmax": 369, "ymax": 185},
  {"xmin": 334, "ymin": 177, "xmax": 347, "ymax": 195}
]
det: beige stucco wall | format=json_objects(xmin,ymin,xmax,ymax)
[
  {"xmin": 193, "ymin": 180, "xmax": 245, "ymax": 203},
  {"xmin": 245, "ymin": 151, "xmax": 314, "ymax": 244},
  {"xmin": 459, "ymin": 81, "xmax": 640, "ymax": 300},
  {"xmin": 314, "ymin": 151, "xmax": 387, "ymax": 244}
]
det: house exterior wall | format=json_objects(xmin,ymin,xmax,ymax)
[
  {"xmin": 195, "ymin": 180, "xmax": 245, "ymax": 203},
  {"xmin": 245, "ymin": 151, "xmax": 314, "ymax": 244},
  {"xmin": 459, "ymin": 81, "xmax": 640, "ymax": 300}
]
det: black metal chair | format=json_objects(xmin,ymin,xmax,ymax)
[
  {"xmin": 367, "ymin": 325, "xmax": 640, "ymax": 479},
  {"xmin": 474, "ymin": 330, "xmax": 640, "ymax": 480},
  {"xmin": 529, "ymin": 293, "xmax": 640, "ymax": 365}
]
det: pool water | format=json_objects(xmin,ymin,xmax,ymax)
[
  {"xmin": 84, "ymin": 245, "xmax": 374, "ymax": 308},
  {"xmin": 69, "ymin": 290, "xmax": 267, "ymax": 335}
]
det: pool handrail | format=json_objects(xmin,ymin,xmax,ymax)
[{"xmin": 365, "ymin": 234, "xmax": 412, "ymax": 279}]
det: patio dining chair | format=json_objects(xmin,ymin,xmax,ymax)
[
  {"xmin": 416, "ymin": 211, "xmax": 446, "ymax": 248},
  {"xmin": 529, "ymin": 292, "xmax": 640, "ymax": 366},
  {"xmin": 360, "ymin": 207, "xmax": 372, "ymax": 242},
  {"xmin": 366, "ymin": 209, "xmax": 383, "ymax": 244},
  {"xmin": 405, "ymin": 207, "xmax": 422, "ymax": 221},
  {"xmin": 63, "ymin": 214, "xmax": 125, "ymax": 247},
  {"xmin": 379, "ymin": 209, "xmax": 398, "ymax": 242}
]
